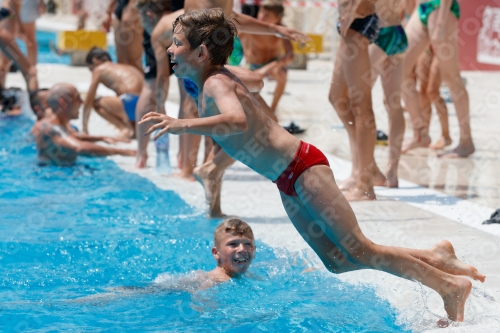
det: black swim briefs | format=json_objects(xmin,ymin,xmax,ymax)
[{"xmin": 337, "ymin": 14, "xmax": 380, "ymax": 44}]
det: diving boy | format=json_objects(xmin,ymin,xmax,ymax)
[
  {"xmin": 83, "ymin": 47, "xmax": 144, "ymax": 138},
  {"xmin": 140, "ymin": 9, "xmax": 485, "ymax": 322}
]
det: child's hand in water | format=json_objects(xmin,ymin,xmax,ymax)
[{"xmin": 140, "ymin": 112, "xmax": 186, "ymax": 138}]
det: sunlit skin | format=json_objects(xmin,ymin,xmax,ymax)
[
  {"xmin": 208, "ymin": 233, "xmax": 256, "ymax": 281},
  {"xmin": 239, "ymin": 8, "xmax": 294, "ymax": 114},
  {"xmin": 83, "ymin": 56, "xmax": 143, "ymax": 138},
  {"xmin": 140, "ymin": 22, "xmax": 485, "ymax": 323},
  {"xmin": 35, "ymin": 84, "xmax": 136, "ymax": 166}
]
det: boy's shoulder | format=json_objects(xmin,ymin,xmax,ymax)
[{"xmin": 204, "ymin": 69, "xmax": 239, "ymax": 95}]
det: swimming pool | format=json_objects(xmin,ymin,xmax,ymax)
[
  {"xmin": 17, "ymin": 31, "xmax": 118, "ymax": 65},
  {"xmin": 0, "ymin": 116, "xmax": 411, "ymax": 331}
]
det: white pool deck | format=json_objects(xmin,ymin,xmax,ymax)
[{"xmin": 8, "ymin": 51, "xmax": 500, "ymax": 331}]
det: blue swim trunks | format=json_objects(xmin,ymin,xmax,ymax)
[
  {"xmin": 119, "ymin": 93, "xmax": 139, "ymax": 121},
  {"xmin": 183, "ymin": 78, "xmax": 199, "ymax": 100}
]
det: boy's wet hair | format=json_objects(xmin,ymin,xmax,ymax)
[
  {"xmin": 262, "ymin": 0, "xmax": 285, "ymax": 17},
  {"xmin": 172, "ymin": 8, "xmax": 237, "ymax": 66},
  {"xmin": 214, "ymin": 218, "xmax": 254, "ymax": 248},
  {"xmin": 85, "ymin": 47, "xmax": 111, "ymax": 65},
  {"xmin": 136, "ymin": 0, "xmax": 172, "ymax": 13}
]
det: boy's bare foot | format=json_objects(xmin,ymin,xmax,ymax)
[
  {"xmin": 439, "ymin": 143, "xmax": 475, "ymax": 159},
  {"xmin": 194, "ymin": 164, "xmax": 224, "ymax": 218},
  {"xmin": 429, "ymin": 240, "xmax": 485, "ymax": 282},
  {"xmin": 344, "ymin": 187, "xmax": 376, "ymax": 201},
  {"xmin": 402, "ymin": 134, "xmax": 431, "ymax": 153},
  {"xmin": 135, "ymin": 153, "xmax": 148, "ymax": 168},
  {"xmin": 440, "ymin": 276, "xmax": 472, "ymax": 322},
  {"xmin": 338, "ymin": 175, "xmax": 356, "ymax": 191},
  {"xmin": 429, "ymin": 136, "xmax": 452, "ymax": 150}
]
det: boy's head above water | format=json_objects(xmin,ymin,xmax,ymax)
[
  {"xmin": 169, "ymin": 8, "xmax": 236, "ymax": 76},
  {"xmin": 212, "ymin": 218, "xmax": 256, "ymax": 277}
]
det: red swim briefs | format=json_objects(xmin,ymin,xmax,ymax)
[{"xmin": 273, "ymin": 141, "xmax": 330, "ymax": 196}]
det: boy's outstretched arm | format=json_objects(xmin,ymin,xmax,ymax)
[
  {"xmin": 140, "ymin": 78, "xmax": 248, "ymax": 139},
  {"xmin": 226, "ymin": 65, "xmax": 264, "ymax": 93},
  {"xmin": 231, "ymin": 11, "xmax": 309, "ymax": 43}
]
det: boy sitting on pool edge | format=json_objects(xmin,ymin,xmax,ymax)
[{"xmin": 139, "ymin": 8, "xmax": 485, "ymax": 323}]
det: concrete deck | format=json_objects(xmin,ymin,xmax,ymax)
[{"xmin": 7, "ymin": 60, "xmax": 500, "ymax": 331}]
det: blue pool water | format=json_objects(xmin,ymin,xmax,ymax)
[
  {"xmin": 0, "ymin": 116, "xmax": 411, "ymax": 332},
  {"xmin": 17, "ymin": 31, "xmax": 118, "ymax": 65}
]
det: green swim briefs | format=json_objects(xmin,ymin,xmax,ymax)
[
  {"xmin": 374, "ymin": 25, "xmax": 408, "ymax": 56},
  {"xmin": 418, "ymin": 0, "xmax": 460, "ymax": 27}
]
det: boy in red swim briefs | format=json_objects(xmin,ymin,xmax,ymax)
[{"xmin": 140, "ymin": 8, "xmax": 485, "ymax": 323}]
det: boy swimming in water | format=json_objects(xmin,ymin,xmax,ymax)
[
  {"xmin": 78, "ymin": 218, "xmax": 255, "ymax": 300},
  {"xmin": 140, "ymin": 8, "xmax": 485, "ymax": 322},
  {"xmin": 154, "ymin": 218, "xmax": 256, "ymax": 288}
]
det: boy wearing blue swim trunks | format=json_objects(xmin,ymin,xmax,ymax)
[
  {"xmin": 83, "ymin": 48, "xmax": 144, "ymax": 139},
  {"xmin": 140, "ymin": 9, "xmax": 485, "ymax": 323}
]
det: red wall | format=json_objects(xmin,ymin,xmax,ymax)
[{"xmin": 458, "ymin": 0, "xmax": 500, "ymax": 70}]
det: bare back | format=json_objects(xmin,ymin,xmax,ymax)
[
  {"xmin": 239, "ymin": 33, "xmax": 282, "ymax": 65},
  {"xmin": 201, "ymin": 68, "xmax": 299, "ymax": 180},
  {"xmin": 94, "ymin": 62, "xmax": 144, "ymax": 96},
  {"xmin": 184, "ymin": 0, "xmax": 234, "ymax": 16}
]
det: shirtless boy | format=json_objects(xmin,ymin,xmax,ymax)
[
  {"xmin": 83, "ymin": 47, "xmax": 144, "ymax": 138},
  {"xmin": 156, "ymin": 217, "xmax": 255, "ymax": 287},
  {"xmin": 140, "ymin": 9, "xmax": 484, "ymax": 322},
  {"xmin": 239, "ymin": 0, "xmax": 294, "ymax": 122},
  {"xmin": 330, "ymin": 0, "xmax": 386, "ymax": 200},
  {"xmin": 34, "ymin": 83, "xmax": 136, "ymax": 166},
  {"xmin": 175, "ymin": 0, "xmax": 309, "ymax": 215},
  {"xmin": 80, "ymin": 218, "xmax": 255, "ymax": 300}
]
